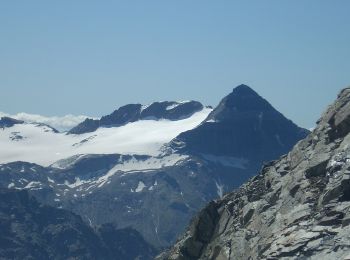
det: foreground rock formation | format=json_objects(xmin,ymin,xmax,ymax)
[{"xmin": 161, "ymin": 87, "xmax": 350, "ymax": 259}]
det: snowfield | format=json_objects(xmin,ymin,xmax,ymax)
[{"xmin": 0, "ymin": 108, "xmax": 211, "ymax": 166}]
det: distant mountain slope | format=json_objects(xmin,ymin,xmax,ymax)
[
  {"xmin": 68, "ymin": 100, "xmax": 204, "ymax": 134},
  {"xmin": 0, "ymin": 85, "xmax": 308, "ymax": 251},
  {"xmin": 161, "ymin": 88, "xmax": 350, "ymax": 259},
  {"xmin": 0, "ymin": 188, "xmax": 155, "ymax": 260},
  {"xmin": 0, "ymin": 107, "xmax": 211, "ymax": 166}
]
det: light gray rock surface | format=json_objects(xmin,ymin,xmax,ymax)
[{"xmin": 161, "ymin": 88, "xmax": 350, "ymax": 260}]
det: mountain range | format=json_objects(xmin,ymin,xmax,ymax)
[{"xmin": 0, "ymin": 85, "xmax": 309, "ymax": 258}]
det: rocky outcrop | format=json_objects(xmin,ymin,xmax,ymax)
[
  {"xmin": 0, "ymin": 188, "xmax": 155, "ymax": 260},
  {"xmin": 161, "ymin": 87, "xmax": 350, "ymax": 260},
  {"xmin": 68, "ymin": 101, "xmax": 203, "ymax": 134},
  {"xmin": 0, "ymin": 117, "xmax": 24, "ymax": 128}
]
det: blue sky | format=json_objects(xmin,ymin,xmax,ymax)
[{"xmin": 0, "ymin": 1, "xmax": 349, "ymax": 128}]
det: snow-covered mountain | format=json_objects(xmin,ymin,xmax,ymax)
[
  {"xmin": 0, "ymin": 105, "xmax": 211, "ymax": 166},
  {"xmin": 0, "ymin": 85, "xmax": 308, "ymax": 252}
]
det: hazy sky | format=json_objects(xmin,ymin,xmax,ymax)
[{"xmin": 1, "ymin": 1, "xmax": 349, "ymax": 128}]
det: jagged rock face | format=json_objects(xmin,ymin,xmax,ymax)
[
  {"xmin": 0, "ymin": 117, "xmax": 24, "ymax": 128},
  {"xmin": 68, "ymin": 101, "xmax": 203, "ymax": 134},
  {"xmin": 172, "ymin": 85, "xmax": 308, "ymax": 162},
  {"xmin": 0, "ymin": 189, "xmax": 155, "ymax": 260},
  {"xmin": 162, "ymin": 88, "xmax": 350, "ymax": 260}
]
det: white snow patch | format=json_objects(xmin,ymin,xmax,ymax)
[
  {"xmin": 8, "ymin": 183, "xmax": 15, "ymax": 188},
  {"xmin": 165, "ymin": 104, "xmax": 179, "ymax": 111},
  {"xmin": 135, "ymin": 181, "xmax": 146, "ymax": 192},
  {"xmin": 148, "ymin": 180, "xmax": 158, "ymax": 191},
  {"xmin": 19, "ymin": 178, "xmax": 28, "ymax": 184},
  {"xmin": 47, "ymin": 177, "xmax": 55, "ymax": 183},
  {"xmin": 215, "ymin": 181, "xmax": 224, "ymax": 198},
  {"xmin": 64, "ymin": 177, "xmax": 87, "ymax": 188},
  {"xmin": 141, "ymin": 103, "xmax": 151, "ymax": 112},
  {"xmin": 24, "ymin": 181, "xmax": 42, "ymax": 189},
  {"xmin": 95, "ymin": 154, "xmax": 187, "ymax": 188},
  {"xmin": 166, "ymin": 101, "xmax": 191, "ymax": 111}
]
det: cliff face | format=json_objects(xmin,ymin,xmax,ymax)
[{"xmin": 161, "ymin": 88, "xmax": 350, "ymax": 260}]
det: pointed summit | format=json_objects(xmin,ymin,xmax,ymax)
[
  {"xmin": 171, "ymin": 85, "xmax": 308, "ymax": 161},
  {"xmin": 207, "ymin": 84, "xmax": 274, "ymax": 122},
  {"xmin": 232, "ymin": 84, "xmax": 257, "ymax": 94}
]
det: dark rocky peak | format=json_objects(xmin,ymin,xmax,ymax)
[
  {"xmin": 68, "ymin": 100, "xmax": 204, "ymax": 134},
  {"xmin": 206, "ymin": 84, "xmax": 276, "ymax": 122},
  {"xmin": 0, "ymin": 117, "xmax": 24, "ymax": 128},
  {"xmin": 68, "ymin": 118, "xmax": 100, "ymax": 135},
  {"xmin": 171, "ymin": 85, "xmax": 308, "ymax": 161}
]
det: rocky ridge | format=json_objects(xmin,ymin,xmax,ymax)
[
  {"xmin": 68, "ymin": 101, "xmax": 203, "ymax": 134},
  {"xmin": 161, "ymin": 87, "xmax": 350, "ymax": 259}
]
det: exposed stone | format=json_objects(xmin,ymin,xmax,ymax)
[
  {"xmin": 160, "ymin": 88, "xmax": 350, "ymax": 260},
  {"xmin": 68, "ymin": 101, "xmax": 204, "ymax": 134}
]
